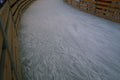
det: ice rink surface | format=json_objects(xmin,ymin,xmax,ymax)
[{"xmin": 19, "ymin": 0, "xmax": 120, "ymax": 80}]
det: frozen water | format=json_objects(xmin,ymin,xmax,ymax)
[{"xmin": 18, "ymin": 0, "xmax": 120, "ymax": 80}]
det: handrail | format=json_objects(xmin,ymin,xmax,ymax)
[
  {"xmin": 0, "ymin": 17, "xmax": 19, "ymax": 80},
  {"xmin": 0, "ymin": 0, "xmax": 34, "ymax": 80}
]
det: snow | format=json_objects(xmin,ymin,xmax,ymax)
[{"xmin": 18, "ymin": 0, "xmax": 120, "ymax": 80}]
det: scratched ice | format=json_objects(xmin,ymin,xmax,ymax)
[{"xmin": 18, "ymin": 0, "xmax": 120, "ymax": 80}]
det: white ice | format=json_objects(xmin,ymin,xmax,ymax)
[{"xmin": 19, "ymin": 0, "xmax": 120, "ymax": 80}]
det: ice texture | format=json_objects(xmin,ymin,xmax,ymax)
[{"xmin": 18, "ymin": 0, "xmax": 120, "ymax": 80}]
